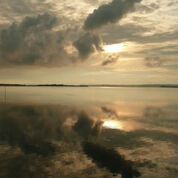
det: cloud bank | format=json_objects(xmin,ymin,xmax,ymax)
[
  {"xmin": 0, "ymin": 13, "xmax": 75, "ymax": 66},
  {"xmin": 84, "ymin": 0, "xmax": 142, "ymax": 30},
  {"xmin": 73, "ymin": 32, "xmax": 103, "ymax": 58},
  {"xmin": 74, "ymin": 0, "xmax": 142, "ymax": 58}
]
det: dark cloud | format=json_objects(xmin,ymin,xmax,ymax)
[
  {"xmin": 101, "ymin": 56, "xmax": 119, "ymax": 66},
  {"xmin": 0, "ymin": 13, "xmax": 75, "ymax": 66},
  {"xmin": 74, "ymin": 0, "xmax": 142, "ymax": 58},
  {"xmin": 84, "ymin": 0, "xmax": 142, "ymax": 30},
  {"xmin": 82, "ymin": 141, "xmax": 141, "ymax": 178},
  {"xmin": 73, "ymin": 32, "xmax": 103, "ymax": 58}
]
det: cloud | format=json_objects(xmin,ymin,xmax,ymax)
[
  {"xmin": 0, "ymin": 0, "xmax": 52, "ymax": 28},
  {"xmin": 136, "ymin": 3, "xmax": 159, "ymax": 14},
  {"xmin": 74, "ymin": 0, "xmax": 142, "ymax": 59},
  {"xmin": 101, "ymin": 56, "xmax": 119, "ymax": 66},
  {"xmin": 144, "ymin": 56, "xmax": 163, "ymax": 67},
  {"xmin": 73, "ymin": 32, "xmax": 103, "ymax": 58},
  {"xmin": 0, "ymin": 13, "xmax": 75, "ymax": 66},
  {"xmin": 101, "ymin": 23, "xmax": 149, "ymax": 43},
  {"xmin": 84, "ymin": 0, "xmax": 142, "ymax": 30},
  {"xmin": 84, "ymin": 0, "xmax": 99, "ymax": 5}
]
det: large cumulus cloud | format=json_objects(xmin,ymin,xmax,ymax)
[
  {"xmin": 74, "ymin": 0, "xmax": 142, "ymax": 59},
  {"xmin": 73, "ymin": 32, "xmax": 103, "ymax": 58},
  {"xmin": 0, "ymin": 13, "xmax": 75, "ymax": 66},
  {"xmin": 84, "ymin": 0, "xmax": 142, "ymax": 30}
]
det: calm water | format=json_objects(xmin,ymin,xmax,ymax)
[{"xmin": 0, "ymin": 87, "xmax": 178, "ymax": 178}]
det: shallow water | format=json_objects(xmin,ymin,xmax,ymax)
[{"xmin": 0, "ymin": 87, "xmax": 178, "ymax": 178}]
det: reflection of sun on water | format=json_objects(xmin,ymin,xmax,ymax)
[
  {"xmin": 103, "ymin": 120, "xmax": 123, "ymax": 130},
  {"xmin": 103, "ymin": 43, "xmax": 124, "ymax": 53}
]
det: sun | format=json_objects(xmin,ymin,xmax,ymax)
[{"xmin": 103, "ymin": 43, "xmax": 124, "ymax": 53}]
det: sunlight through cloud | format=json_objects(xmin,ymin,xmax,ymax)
[{"xmin": 103, "ymin": 43, "xmax": 124, "ymax": 53}]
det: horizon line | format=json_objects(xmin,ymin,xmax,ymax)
[{"xmin": 1, "ymin": 83, "xmax": 178, "ymax": 88}]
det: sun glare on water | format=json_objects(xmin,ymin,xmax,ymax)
[
  {"xmin": 103, "ymin": 43, "xmax": 124, "ymax": 53},
  {"xmin": 103, "ymin": 120, "xmax": 123, "ymax": 130}
]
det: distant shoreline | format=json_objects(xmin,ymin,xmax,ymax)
[{"xmin": 0, "ymin": 84, "xmax": 178, "ymax": 88}]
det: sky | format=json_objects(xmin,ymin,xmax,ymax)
[{"xmin": 0, "ymin": 0, "xmax": 178, "ymax": 84}]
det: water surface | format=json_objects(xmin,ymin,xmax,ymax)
[{"xmin": 0, "ymin": 87, "xmax": 178, "ymax": 178}]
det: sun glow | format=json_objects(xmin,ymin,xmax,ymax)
[
  {"xmin": 103, "ymin": 120, "xmax": 123, "ymax": 130},
  {"xmin": 103, "ymin": 43, "xmax": 124, "ymax": 53}
]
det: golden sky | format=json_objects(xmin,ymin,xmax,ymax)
[{"xmin": 0, "ymin": 0, "xmax": 178, "ymax": 84}]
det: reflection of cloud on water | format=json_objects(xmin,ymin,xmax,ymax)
[
  {"xmin": 99, "ymin": 127, "xmax": 178, "ymax": 178},
  {"xmin": 142, "ymin": 105, "xmax": 178, "ymax": 132},
  {"xmin": 100, "ymin": 104, "xmax": 178, "ymax": 134},
  {"xmin": 0, "ymin": 103, "xmax": 178, "ymax": 178},
  {"xmin": 100, "ymin": 106, "xmax": 143, "ymax": 132},
  {"xmin": 0, "ymin": 104, "xmax": 114, "ymax": 178},
  {"xmin": 73, "ymin": 111, "xmax": 103, "ymax": 139},
  {"xmin": 0, "ymin": 104, "xmax": 111, "ymax": 178},
  {"xmin": 0, "ymin": 104, "xmax": 67, "ymax": 155},
  {"xmin": 118, "ymin": 139, "xmax": 178, "ymax": 178},
  {"xmin": 100, "ymin": 127, "xmax": 178, "ymax": 149},
  {"xmin": 72, "ymin": 105, "xmax": 178, "ymax": 178},
  {"xmin": 101, "ymin": 106, "xmax": 119, "ymax": 119},
  {"xmin": 0, "ymin": 145, "xmax": 57, "ymax": 178},
  {"xmin": 0, "ymin": 144, "xmax": 112, "ymax": 178},
  {"xmin": 82, "ymin": 141, "xmax": 141, "ymax": 178}
]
